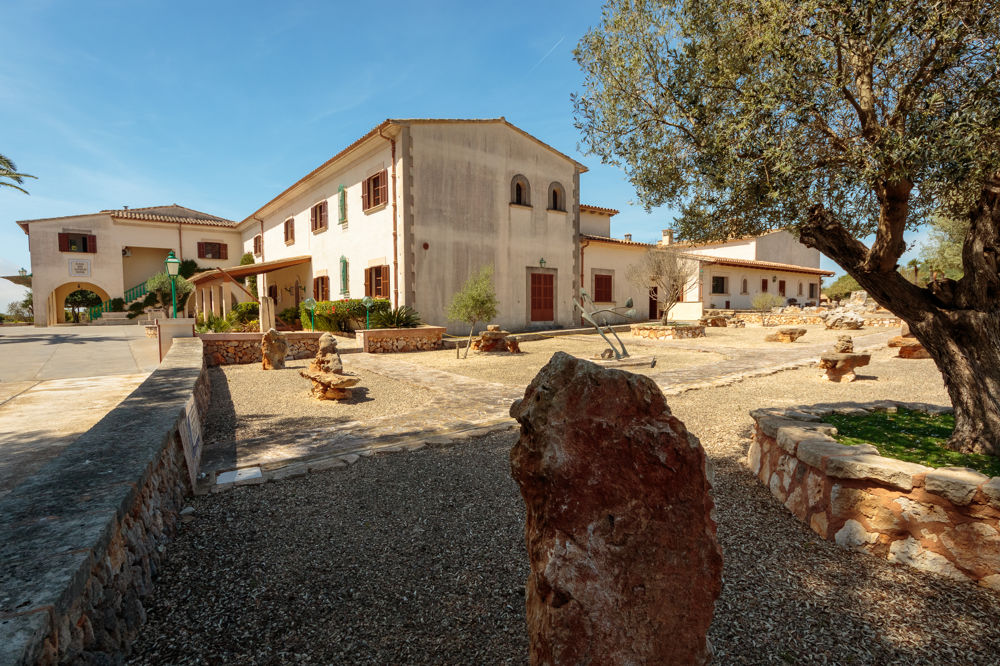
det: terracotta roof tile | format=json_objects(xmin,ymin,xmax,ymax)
[
  {"xmin": 580, "ymin": 204, "xmax": 620, "ymax": 216},
  {"xmin": 696, "ymin": 255, "xmax": 834, "ymax": 276},
  {"xmin": 581, "ymin": 234, "xmax": 654, "ymax": 247},
  {"xmin": 103, "ymin": 205, "xmax": 238, "ymax": 227}
]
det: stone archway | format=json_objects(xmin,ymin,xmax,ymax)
[{"xmin": 48, "ymin": 281, "xmax": 112, "ymax": 324}]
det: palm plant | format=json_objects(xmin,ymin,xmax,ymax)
[{"xmin": 0, "ymin": 154, "xmax": 36, "ymax": 194}]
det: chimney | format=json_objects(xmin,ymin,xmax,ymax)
[
  {"xmin": 662, "ymin": 229, "xmax": 674, "ymax": 245},
  {"xmin": 624, "ymin": 233, "xmax": 632, "ymax": 242}
]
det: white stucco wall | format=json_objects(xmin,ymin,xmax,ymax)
[
  {"xmin": 406, "ymin": 122, "xmax": 581, "ymax": 333},
  {"xmin": 700, "ymin": 263, "xmax": 823, "ymax": 310},
  {"xmin": 683, "ymin": 238, "xmax": 757, "ymax": 260},
  {"xmin": 582, "ymin": 241, "xmax": 662, "ymax": 322},
  {"xmin": 754, "ymin": 230, "xmax": 821, "ymax": 267},
  {"xmin": 580, "ymin": 210, "xmax": 611, "ymax": 237}
]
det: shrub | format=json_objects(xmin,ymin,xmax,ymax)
[
  {"xmin": 299, "ymin": 298, "xmax": 391, "ymax": 332},
  {"xmin": 195, "ymin": 313, "xmax": 231, "ymax": 333},
  {"xmin": 751, "ymin": 292, "xmax": 785, "ymax": 326},
  {"xmin": 227, "ymin": 301, "xmax": 260, "ymax": 324},
  {"xmin": 371, "ymin": 306, "xmax": 421, "ymax": 328},
  {"xmin": 110, "ymin": 297, "xmax": 125, "ymax": 312},
  {"xmin": 277, "ymin": 306, "xmax": 300, "ymax": 328}
]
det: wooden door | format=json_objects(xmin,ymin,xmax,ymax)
[
  {"xmin": 530, "ymin": 273, "xmax": 554, "ymax": 321},
  {"xmin": 778, "ymin": 280, "xmax": 786, "ymax": 297},
  {"xmin": 648, "ymin": 286, "xmax": 658, "ymax": 320}
]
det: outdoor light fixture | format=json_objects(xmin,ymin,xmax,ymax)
[
  {"xmin": 18, "ymin": 268, "xmax": 27, "ymax": 277},
  {"xmin": 303, "ymin": 297, "xmax": 317, "ymax": 331},
  {"xmin": 362, "ymin": 296, "xmax": 374, "ymax": 329},
  {"xmin": 164, "ymin": 250, "xmax": 181, "ymax": 318},
  {"xmin": 772, "ymin": 275, "xmax": 777, "ymax": 282},
  {"xmin": 539, "ymin": 258, "xmax": 547, "ymax": 268}
]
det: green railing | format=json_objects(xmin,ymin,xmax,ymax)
[{"xmin": 87, "ymin": 281, "xmax": 150, "ymax": 321}]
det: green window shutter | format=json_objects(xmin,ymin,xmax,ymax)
[
  {"xmin": 340, "ymin": 256, "xmax": 349, "ymax": 295},
  {"xmin": 338, "ymin": 185, "xmax": 347, "ymax": 224}
]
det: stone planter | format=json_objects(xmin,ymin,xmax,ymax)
[
  {"xmin": 199, "ymin": 331, "xmax": 322, "ymax": 366},
  {"xmin": 630, "ymin": 323, "xmax": 706, "ymax": 340},
  {"xmin": 355, "ymin": 325, "xmax": 446, "ymax": 353},
  {"xmin": 748, "ymin": 403, "xmax": 1000, "ymax": 590}
]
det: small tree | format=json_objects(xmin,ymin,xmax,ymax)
[
  {"xmin": 65, "ymin": 289, "xmax": 102, "ymax": 323},
  {"xmin": 751, "ymin": 293, "xmax": 785, "ymax": 327},
  {"xmin": 447, "ymin": 266, "xmax": 499, "ymax": 359},
  {"xmin": 239, "ymin": 252, "xmax": 258, "ymax": 298},
  {"xmin": 824, "ymin": 275, "xmax": 862, "ymax": 302},
  {"xmin": 625, "ymin": 247, "xmax": 697, "ymax": 324},
  {"xmin": 146, "ymin": 272, "xmax": 194, "ymax": 312}
]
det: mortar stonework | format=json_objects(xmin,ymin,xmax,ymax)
[{"xmin": 748, "ymin": 403, "xmax": 1000, "ymax": 589}]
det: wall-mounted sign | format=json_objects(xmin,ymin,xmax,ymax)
[{"xmin": 68, "ymin": 259, "xmax": 91, "ymax": 277}]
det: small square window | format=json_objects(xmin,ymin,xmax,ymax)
[
  {"xmin": 711, "ymin": 276, "xmax": 727, "ymax": 294},
  {"xmin": 284, "ymin": 218, "xmax": 295, "ymax": 244},
  {"xmin": 362, "ymin": 170, "xmax": 388, "ymax": 211},
  {"xmin": 311, "ymin": 201, "xmax": 329, "ymax": 233},
  {"xmin": 593, "ymin": 274, "xmax": 613, "ymax": 302}
]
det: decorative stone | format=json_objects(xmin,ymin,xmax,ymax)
[
  {"xmin": 981, "ymin": 477, "xmax": 1000, "ymax": 510},
  {"xmin": 729, "ymin": 317, "xmax": 746, "ymax": 328},
  {"xmin": 834, "ymin": 519, "xmax": 877, "ymax": 548},
  {"xmin": 887, "ymin": 536, "xmax": 966, "ymax": 580},
  {"xmin": 796, "ymin": 440, "xmax": 876, "ymax": 470},
  {"xmin": 509, "ymin": 352, "xmax": 722, "ymax": 666},
  {"xmin": 699, "ymin": 315, "xmax": 728, "ymax": 327},
  {"xmin": 261, "ymin": 328, "xmax": 288, "ymax": 369},
  {"xmin": 893, "ymin": 497, "xmax": 949, "ymax": 523},
  {"xmin": 897, "ymin": 340, "xmax": 932, "ymax": 359},
  {"xmin": 824, "ymin": 454, "xmax": 927, "ymax": 491},
  {"xmin": 823, "ymin": 310, "xmax": 865, "ymax": 330},
  {"xmin": 818, "ymin": 352, "xmax": 871, "ymax": 382},
  {"xmin": 472, "ymin": 325, "xmax": 519, "ymax": 353},
  {"xmin": 925, "ymin": 467, "xmax": 989, "ymax": 506},
  {"xmin": 764, "ymin": 327, "xmax": 807, "ymax": 343},
  {"xmin": 810, "ymin": 512, "xmax": 829, "ymax": 539},
  {"xmin": 756, "ymin": 415, "xmax": 836, "ymax": 440},
  {"xmin": 939, "ymin": 522, "xmax": 1000, "ymax": 578},
  {"xmin": 300, "ymin": 332, "xmax": 360, "ymax": 400},
  {"xmin": 833, "ymin": 335, "xmax": 854, "ymax": 353}
]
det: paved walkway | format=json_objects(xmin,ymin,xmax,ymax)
[
  {"xmin": 201, "ymin": 329, "xmax": 895, "ymax": 491},
  {"xmin": 0, "ymin": 325, "xmax": 159, "ymax": 497}
]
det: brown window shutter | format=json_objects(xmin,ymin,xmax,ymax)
[
  {"xmin": 58, "ymin": 233, "xmax": 69, "ymax": 252},
  {"xmin": 220, "ymin": 244, "xmax": 228, "ymax": 260},
  {"xmin": 310, "ymin": 206, "xmax": 317, "ymax": 231},
  {"xmin": 197, "ymin": 242, "xmax": 206, "ymax": 259},
  {"xmin": 87, "ymin": 235, "xmax": 97, "ymax": 253},
  {"xmin": 313, "ymin": 277, "xmax": 318, "ymax": 298},
  {"xmin": 362, "ymin": 180, "xmax": 370, "ymax": 210},
  {"xmin": 378, "ymin": 170, "xmax": 387, "ymax": 205},
  {"xmin": 321, "ymin": 202, "xmax": 328, "ymax": 228},
  {"xmin": 364, "ymin": 268, "xmax": 371, "ymax": 297}
]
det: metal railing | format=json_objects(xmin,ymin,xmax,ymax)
[{"xmin": 87, "ymin": 281, "xmax": 150, "ymax": 321}]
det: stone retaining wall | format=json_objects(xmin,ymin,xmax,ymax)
[
  {"xmin": 0, "ymin": 338, "xmax": 210, "ymax": 664},
  {"xmin": 199, "ymin": 331, "xmax": 323, "ymax": 366},
  {"xmin": 629, "ymin": 324, "xmax": 707, "ymax": 340},
  {"xmin": 738, "ymin": 313, "xmax": 902, "ymax": 327},
  {"xmin": 355, "ymin": 326, "xmax": 446, "ymax": 353},
  {"xmin": 748, "ymin": 403, "xmax": 1000, "ymax": 589}
]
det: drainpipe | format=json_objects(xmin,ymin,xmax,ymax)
[
  {"xmin": 378, "ymin": 126, "xmax": 399, "ymax": 308},
  {"xmin": 253, "ymin": 216, "xmax": 265, "ymax": 301},
  {"xmin": 177, "ymin": 223, "xmax": 183, "ymax": 260},
  {"xmin": 579, "ymin": 238, "xmax": 590, "ymax": 326}
]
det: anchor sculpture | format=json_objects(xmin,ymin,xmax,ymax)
[{"xmin": 573, "ymin": 290, "xmax": 638, "ymax": 360}]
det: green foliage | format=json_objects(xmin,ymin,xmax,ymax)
[
  {"xmin": 277, "ymin": 306, "xmax": 300, "ymax": 327},
  {"xmin": 109, "ymin": 297, "xmax": 125, "ymax": 312},
  {"xmin": 239, "ymin": 253, "xmax": 257, "ymax": 298},
  {"xmin": 299, "ymin": 298, "xmax": 391, "ymax": 332},
  {"xmin": 195, "ymin": 313, "xmax": 231, "ymax": 333},
  {"xmin": 371, "ymin": 306, "xmax": 421, "ymax": 329},
  {"xmin": 751, "ymin": 292, "xmax": 784, "ymax": 312},
  {"xmin": 65, "ymin": 289, "xmax": 103, "ymax": 323},
  {"xmin": 447, "ymin": 266, "xmax": 499, "ymax": 326},
  {"xmin": 146, "ymin": 272, "xmax": 193, "ymax": 308},
  {"xmin": 824, "ymin": 274, "xmax": 862, "ymax": 302},
  {"xmin": 6, "ymin": 290, "xmax": 33, "ymax": 321},
  {"xmin": 0, "ymin": 153, "xmax": 36, "ymax": 194},
  {"xmin": 919, "ymin": 215, "xmax": 968, "ymax": 280},
  {"xmin": 829, "ymin": 409, "xmax": 1000, "ymax": 477},
  {"xmin": 178, "ymin": 259, "xmax": 200, "ymax": 279},
  {"xmin": 226, "ymin": 302, "xmax": 260, "ymax": 324},
  {"xmin": 573, "ymin": 0, "xmax": 1000, "ymax": 241}
]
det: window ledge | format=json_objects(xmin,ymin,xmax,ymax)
[
  {"xmin": 546, "ymin": 208, "xmax": 567, "ymax": 214},
  {"xmin": 312, "ymin": 225, "xmax": 328, "ymax": 234},
  {"xmin": 363, "ymin": 202, "xmax": 387, "ymax": 215},
  {"xmin": 509, "ymin": 202, "xmax": 533, "ymax": 210},
  {"xmin": 285, "ymin": 239, "xmax": 295, "ymax": 246}
]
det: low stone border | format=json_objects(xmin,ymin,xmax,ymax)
[
  {"xmin": 355, "ymin": 325, "xmax": 446, "ymax": 353},
  {"xmin": 748, "ymin": 402, "xmax": 1000, "ymax": 590},
  {"xmin": 738, "ymin": 313, "xmax": 902, "ymax": 327},
  {"xmin": 199, "ymin": 331, "xmax": 322, "ymax": 366},
  {"xmin": 0, "ymin": 338, "xmax": 209, "ymax": 664},
  {"xmin": 630, "ymin": 323, "xmax": 707, "ymax": 340}
]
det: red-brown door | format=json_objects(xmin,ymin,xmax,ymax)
[
  {"xmin": 778, "ymin": 280, "xmax": 786, "ymax": 297},
  {"xmin": 648, "ymin": 286, "xmax": 658, "ymax": 320},
  {"xmin": 530, "ymin": 273, "xmax": 554, "ymax": 321}
]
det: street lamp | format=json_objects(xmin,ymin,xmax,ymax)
[
  {"xmin": 303, "ymin": 297, "xmax": 317, "ymax": 331},
  {"xmin": 362, "ymin": 296, "xmax": 374, "ymax": 329},
  {"xmin": 164, "ymin": 251, "xmax": 180, "ymax": 318}
]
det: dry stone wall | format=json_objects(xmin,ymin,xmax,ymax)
[
  {"xmin": 0, "ymin": 338, "xmax": 210, "ymax": 664},
  {"xmin": 356, "ymin": 326, "xmax": 445, "ymax": 353},
  {"xmin": 748, "ymin": 403, "xmax": 1000, "ymax": 589},
  {"xmin": 200, "ymin": 331, "xmax": 322, "ymax": 366},
  {"xmin": 738, "ymin": 313, "xmax": 902, "ymax": 327},
  {"xmin": 630, "ymin": 324, "xmax": 707, "ymax": 340}
]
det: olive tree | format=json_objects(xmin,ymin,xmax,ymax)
[
  {"xmin": 625, "ymin": 246, "xmax": 697, "ymax": 324},
  {"xmin": 575, "ymin": 0, "xmax": 1000, "ymax": 454},
  {"xmin": 447, "ymin": 266, "xmax": 499, "ymax": 359}
]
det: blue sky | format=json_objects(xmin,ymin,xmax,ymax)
[{"xmin": 0, "ymin": 1, "xmax": 923, "ymax": 312}]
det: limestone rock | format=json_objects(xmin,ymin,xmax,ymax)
[
  {"xmin": 896, "ymin": 339, "xmax": 932, "ymax": 359},
  {"xmin": 261, "ymin": 328, "xmax": 288, "ymax": 369},
  {"xmin": 765, "ymin": 327, "xmax": 806, "ymax": 343},
  {"xmin": 887, "ymin": 536, "xmax": 966, "ymax": 580},
  {"xmin": 822, "ymin": 309, "xmax": 865, "ymax": 330},
  {"xmin": 699, "ymin": 314, "xmax": 728, "ymax": 327},
  {"xmin": 311, "ymin": 332, "xmax": 344, "ymax": 374},
  {"xmin": 300, "ymin": 331, "xmax": 359, "ymax": 399},
  {"xmin": 818, "ymin": 352, "xmax": 871, "ymax": 382},
  {"xmin": 472, "ymin": 324, "xmax": 520, "ymax": 353},
  {"xmin": 834, "ymin": 519, "xmax": 877, "ymax": 549},
  {"xmin": 729, "ymin": 317, "xmax": 747, "ymax": 328},
  {"xmin": 833, "ymin": 335, "xmax": 854, "ymax": 353},
  {"xmin": 509, "ymin": 352, "xmax": 722, "ymax": 666},
  {"xmin": 925, "ymin": 467, "xmax": 989, "ymax": 506}
]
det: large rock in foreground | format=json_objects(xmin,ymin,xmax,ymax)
[
  {"xmin": 509, "ymin": 352, "xmax": 722, "ymax": 665},
  {"xmin": 261, "ymin": 328, "xmax": 288, "ymax": 369}
]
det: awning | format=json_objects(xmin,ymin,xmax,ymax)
[
  {"xmin": 189, "ymin": 256, "xmax": 311, "ymax": 284},
  {"xmin": 1, "ymin": 274, "xmax": 32, "ymax": 288}
]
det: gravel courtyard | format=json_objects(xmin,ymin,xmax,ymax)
[{"xmin": 129, "ymin": 348, "xmax": 1000, "ymax": 665}]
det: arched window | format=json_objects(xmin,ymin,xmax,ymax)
[
  {"xmin": 548, "ymin": 182, "xmax": 566, "ymax": 211},
  {"xmin": 510, "ymin": 174, "xmax": 531, "ymax": 206},
  {"xmin": 741, "ymin": 278, "xmax": 748, "ymax": 294}
]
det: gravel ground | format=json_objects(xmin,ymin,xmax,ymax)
[
  {"xmin": 670, "ymin": 323, "xmax": 885, "ymax": 350},
  {"xmin": 203, "ymin": 359, "xmax": 434, "ymax": 450},
  {"xmin": 401, "ymin": 335, "xmax": 724, "ymax": 386},
  {"xmin": 130, "ymin": 348, "xmax": 1000, "ymax": 665}
]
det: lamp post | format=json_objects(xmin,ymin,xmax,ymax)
[
  {"xmin": 362, "ymin": 296, "xmax": 374, "ymax": 329},
  {"xmin": 164, "ymin": 251, "xmax": 180, "ymax": 318},
  {"xmin": 303, "ymin": 297, "xmax": 317, "ymax": 331}
]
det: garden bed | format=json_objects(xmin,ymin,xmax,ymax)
[
  {"xmin": 199, "ymin": 331, "xmax": 323, "ymax": 366},
  {"xmin": 748, "ymin": 402, "xmax": 1000, "ymax": 589},
  {"xmin": 355, "ymin": 326, "xmax": 445, "ymax": 353}
]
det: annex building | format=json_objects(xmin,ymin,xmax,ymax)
[{"xmin": 16, "ymin": 118, "xmax": 831, "ymax": 330}]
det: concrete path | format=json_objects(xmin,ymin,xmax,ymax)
[
  {"xmin": 200, "ymin": 329, "xmax": 896, "ymax": 491},
  {"xmin": 0, "ymin": 325, "xmax": 160, "ymax": 497}
]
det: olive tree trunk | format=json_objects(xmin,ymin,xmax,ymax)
[{"xmin": 800, "ymin": 173, "xmax": 1000, "ymax": 456}]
